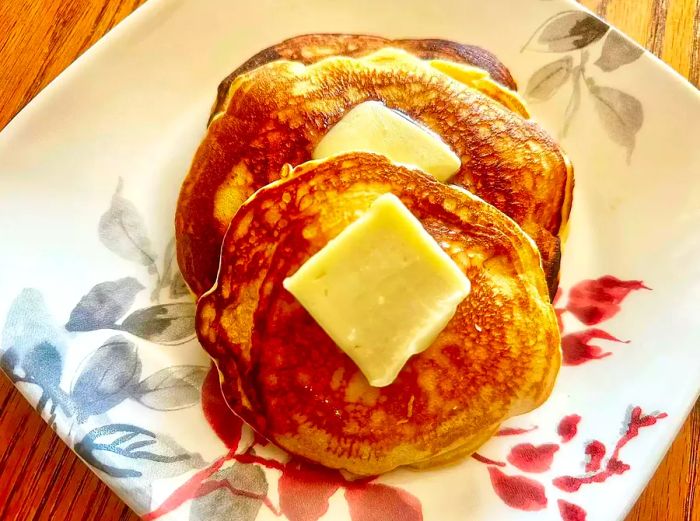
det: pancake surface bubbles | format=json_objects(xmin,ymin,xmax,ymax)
[
  {"xmin": 197, "ymin": 153, "xmax": 561, "ymax": 475},
  {"xmin": 176, "ymin": 42, "xmax": 572, "ymax": 297}
]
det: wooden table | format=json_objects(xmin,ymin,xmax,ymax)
[{"xmin": 0, "ymin": 0, "xmax": 698, "ymax": 519}]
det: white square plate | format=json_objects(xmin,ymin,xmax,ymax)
[{"xmin": 1, "ymin": 1, "xmax": 698, "ymax": 520}]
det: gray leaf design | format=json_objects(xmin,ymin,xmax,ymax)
[
  {"xmin": 159, "ymin": 236, "xmax": 191, "ymax": 300},
  {"xmin": 169, "ymin": 271, "xmax": 191, "ymax": 299},
  {"xmin": 524, "ymin": 11, "xmax": 608, "ymax": 52},
  {"xmin": 138, "ymin": 431, "xmax": 206, "ymax": 479},
  {"xmin": 65, "ymin": 278, "xmax": 145, "ymax": 332},
  {"xmin": 2, "ymin": 289, "xmax": 65, "ymax": 361},
  {"xmin": 99, "ymin": 178, "xmax": 157, "ymax": 269},
  {"xmin": 134, "ymin": 365, "xmax": 208, "ymax": 410},
  {"xmin": 23, "ymin": 342, "xmax": 67, "ymax": 417},
  {"xmin": 121, "ymin": 303, "xmax": 195, "ymax": 344},
  {"xmin": 189, "ymin": 463, "xmax": 268, "ymax": 521},
  {"xmin": 22, "ymin": 341, "xmax": 62, "ymax": 391},
  {"xmin": 161, "ymin": 237, "xmax": 176, "ymax": 287},
  {"xmin": 71, "ymin": 335, "xmax": 142, "ymax": 421},
  {"xmin": 588, "ymin": 81, "xmax": 644, "ymax": 161},
  {"xmin": 1, "ymin": 289, "xmax": 67, "ymax": 393},
  {"xmin": 75, "ymin": 423, "xmax": 205, "ymax": 479},
  {"xmin": 0, "ymin": 346, "xmax": 21, "ymax": 381},
  {"xmin": 595, "ymin": 30, "xmax": 645, "ymax": 72},
  {"xmin": 561, "ymin": 65, "xmax": 583, "ymax": 138},
  {"xmin": 150, "ymin": 237, "xmax": 177, "ymax": 302},
  {"xmin": 525, "ymin": 56, "xmax": 573, "ymax": 101}
]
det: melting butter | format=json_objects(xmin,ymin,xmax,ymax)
[
  {"xmin": 283, "ymin": 193, "xmax": 470, "ymax": 387},
  {"xmin": 312, "ymin": 101, "xmax": 461, "ymax": 182}
]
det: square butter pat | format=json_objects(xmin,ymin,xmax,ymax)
[
  {"xmin": 312, "ymin": 101, "xmax": 461, "ymax": 182},
  {"xmin": 283, "ymin": 193, "xmax": 471, "ymax": 387}
]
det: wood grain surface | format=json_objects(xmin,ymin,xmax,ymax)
[{"xmin": 0, "ymin": 0, "xmax": 698, "ymax": 520}]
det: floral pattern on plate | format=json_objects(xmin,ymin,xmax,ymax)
[
  {"xmin": 1, "ymin": 180, "xmax": 663, "ymax": 521},
  {"xmin": 1, "ymin": 0, "xmax": 698, "ymax": 519},
  {"xmin": 522, "ymin": 8, "xmax": 645, "ymax": 160}
]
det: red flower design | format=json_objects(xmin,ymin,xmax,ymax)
[
  {"xmin": 279, "ymin": 459, "xmax": 343, "ymax": 521},
  {"xmin": 566, "ymin": 276, "xmax": 649, "ymax": 325},
  {"xmin": 472, "ymin": 453, "xmax": 506, "ymax": 467},
  {"xmin": 557, "ymin": 414, "xmax": 581, "ymax": 443},
  {"xmin": 507, "ymin": 443, "xmax": 559, "ymax": 473},
  {"xmin": 487, "ymin": 467, "xmax": 547, "ymax": 511},
  {"xmin": 584, "ymin": 441, "xmax": 606, "ymax": 472},
  {"xmin": 561, "ymin": 329, "xmax": 627, "ymax": 366},
  {"xmin": 496, "ymin": 426, "xmax": 537, "ymax": 437},
  {"xmin": 553, "ymin": 407, "xmax": 667, "ymax": 492},
  {"xmin": 174, "ymin": 274, "xmax": 659, "ymax": 521},
  {"xmin": 558, "ymin": 499, "xmax": 587, "ymax": 521},
  {"xmin": 345, "ymin": 483, "xmax": 423, "ymax": 521},
  {"xmin": 201, "ymin": 366, "xmax": 243, "ymax": 450},
  {"xmin": 142, "ymin": 451, "xmax": 235, "ymax": 520}
]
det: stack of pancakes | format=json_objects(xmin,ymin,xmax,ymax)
[{"xmin": 177, "ymin": 34, "xmax": 572, "ymax": 475}]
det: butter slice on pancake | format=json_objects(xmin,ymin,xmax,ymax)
[
  {"xmin": 197, "ymin": 153, "xmax": 561, "ymax": 475},
  {"xmin": 177, "ymin": 45, "xmax": 572, "ymax": 297},
  {"xmin": 312, "ymin": 100, "xmax": 462, "ymax": 181},
  {"xmin": 283, "ymin": 192, "xmax": 472, "ymax": 388}
]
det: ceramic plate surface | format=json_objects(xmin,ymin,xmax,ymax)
[{"xmin": 1, "ymin": 1, "xmax": 699, "ymax": 520}]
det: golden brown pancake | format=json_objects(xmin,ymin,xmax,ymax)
[
  {"xmin": 197, "ymin": 153, "xmax": 561, "ymax": 475},
  {"xmin": 210, "ymin": 33, "xmax": 519, "ymax": 122},
  {"xmin": 177, "ymin": 46, "xmax": 572, "ymax": 297}
]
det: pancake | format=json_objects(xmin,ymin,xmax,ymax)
[
  {"xmin": 177, "ymin": 46, "xmax": 573, "ymax": 297},
  {"xmin": 197, "ymin": 153, "xmax": 561, "ymax": 475},
  {"xmin": 210, "ymin": 33, "xmax": 519, "ymax": 122}
]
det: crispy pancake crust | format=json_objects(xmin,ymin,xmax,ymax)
[
  {"xmin": 210, "ymin": 34, "xmax": 518, "ymax": 121},
  {"xmin": 177, "ymin": 48, "xmax": 572, "ymax": 297},
  {"xmin": 197, "ymin": 153, "xmax": 561, "ymax": 475}
]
